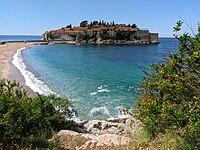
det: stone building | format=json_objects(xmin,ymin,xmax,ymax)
[{"xmin": 43, "ymin": 24, "xmax": 159, "ymax": 44}]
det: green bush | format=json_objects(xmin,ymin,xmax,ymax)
[
  {"xmin": 134, "ymin": 21, "xmax": 200, "ymax": 146},
  {"xmin": 78, "ymin": 32, "xmax": 96, "ymax": 42},
  {"xmin": 0, "ymin": 80, "xmax": 78, "ymax": 148},
  {"xmin": 99, "ymin": 30, "xmax": 114, "ymax": 40},
  {"xmin": 116, "ymin": 30, "xmax": 134, "ymax": 40}
]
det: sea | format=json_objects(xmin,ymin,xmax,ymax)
[
  {"xmin": 0, "ymin": 35, "xmax": 42, "ymax": 42},
  {"xmin": 9, "ymin": 35, "xmax": 179, "ymax": 120}
]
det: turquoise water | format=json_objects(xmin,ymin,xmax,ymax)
[{"xmin": 22, "ymin": 38, "xmax": 178, "ymax": 120}]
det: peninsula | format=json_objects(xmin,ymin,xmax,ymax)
[{"xmin": 43, "ymin": 20, "xmax": 159, "ymax": 45}]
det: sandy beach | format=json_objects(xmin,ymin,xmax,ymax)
[{"xmin": 0, "ymin": 42, "xmax": 39, "ymax": 96}]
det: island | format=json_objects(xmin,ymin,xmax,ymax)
[{"xmin": 42, "ymin": 20, "xmax": 159, "ymax": 45}]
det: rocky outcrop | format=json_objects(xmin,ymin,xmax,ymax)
[
  {"xmin": 78, "ymin": 116, "xmax": 142, "ymax": 136},
  {"xmin": 77, "ymin": 38, "xmax": 152, "ymax": 45},
  {"xmin": 57, "ymin": 130, "xmax": 131, "ymax": 150},
  {"xmin": 53, "ymin": 107, "xmax": 143, "ymax": 149}
]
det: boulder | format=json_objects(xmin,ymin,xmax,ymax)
[
  {"xmin": 57, "ymin": 130, "xmax": 131, "ymax": 150},
  {"xmin": 107, "ymin": 117, "xmax": 128, "ymax": 123},
  {"xmin": 58, "ymin": 130, "xmax": 79, "ymax": 137}
]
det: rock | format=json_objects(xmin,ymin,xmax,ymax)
[
  {"xmin": 58, "ymin": 130, "xmax": 79, "ymax": 137},
  {"xmin": 107, "ymin": 117, "xmax": 128, "ymax": 123},
  {"xmin": 78, "ymin": 112, "xmax": 142, "ymax": 136},
  {"xmin": 77, "ymin": 140, "xmax": 98, "ymax": 150},
  {"xmin": 55, "ymin": 111, "xmax": 143, "ymax": 149},
  {"xmin": 81, "ymin": 133, "xmax": 96, "ymax": 140},
  {"xmin": 57, "ymin": 130, "xmax": 131, "ymax": 150},
  {"xmin": 82, "ymin": 120, "xmax": 121, "ymax": 135},
  {"xmin": 125, "ymin": 118, "xmax": 132, "ymax": 126},
  {"xmin": 95, "ymin": 134, "xmax": 131, "ymax": 146},
  {"xmin": 120, "ymin": 106, "xmax": 133, "ymax": 115}
]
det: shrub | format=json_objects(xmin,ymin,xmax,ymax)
[
  {"xmin": 134, "ymin": 21, "xmax": 200, "ymax": 147},
  {"xmin": 99, "ymin": 29, "xmax": 114, "ymax": 40},
  {"xmin": 116, "ymin": 30, "xmax": 134, "ymax": 40},
  {"xmin": 78, "ymin": 32, "xmax": 95, "ymax": 42},
  {"xmin": 0, "ymin": 80, "xmax": 78, "ymax": 148}
]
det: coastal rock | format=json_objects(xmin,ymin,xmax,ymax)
[
  {"xmin": 58, "ymin": 130, "xmax": 79, "ymax": 137},
  {"xmin": 82, "ymin": 120, "xmax": 120, "ymax": 135},
  {"xmin": 79, "ymin": 116, "xmax": 142, "ymax": 136},
  {"xmin": 57, "ymin": 130, "xmax": 131, "ymax": 150},
  {"xmin": 107, "ymin": 117, "xmax": 128, "ymax": 123},
  {"xmin": 55, "ymin": 108, "xmax": 143, "ymax": 149}
]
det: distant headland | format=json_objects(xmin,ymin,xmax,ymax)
[{"xmin": 43, "ymin": 20, "xmax": 159, "ymax": 45}]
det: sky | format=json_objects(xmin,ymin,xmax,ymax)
[{"xmin": 0, "ymin": 0, "xmax": 200, "ymax": 37}]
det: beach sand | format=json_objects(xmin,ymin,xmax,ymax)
[{"xmin": 0, "ymin": 42, "xmax": 39, "ymax": 96}]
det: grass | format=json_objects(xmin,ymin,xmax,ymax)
[{"xmin": 128, "ymin": 129, "xmax": 199, "ymax": 150}]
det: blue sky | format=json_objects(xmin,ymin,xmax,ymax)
[{"xmin": 0, "ymin": 0, "xmax": 199, "ymax": 37}]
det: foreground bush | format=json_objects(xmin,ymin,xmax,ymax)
[
  {"xmin": 0, "ymin": 80, "xmax": 77, "ymax": 148},
  {"xmin": 134, "ymin": 21, "xmax": 200, "ymax": 148}
]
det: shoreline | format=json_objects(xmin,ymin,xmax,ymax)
[
  {"xmin": 0, "ymin": 42, "xmax": 42, "ymax": 96},
  {"xmin": 0, "ymin": 42, "xmax": 136, "ymax": 123}
]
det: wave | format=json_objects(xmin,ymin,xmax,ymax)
[
  {"xmin": 90, "ymin": 106, "xmax": 110, "ymax": 116},
  {"xmin": 12, "ymin": 47, "xmax": 54, "ymax": 95},
  {"xmin": 97, "ymin": 85, "xmax": 108, "ymax": 90},
  {"xmin": 97, "ymin": 85, "xmax": 110, "ymax": 93},
  {"xmin": 97, "ymin": 89, "xmax": 111, "ymax": 93},
  {"xmin": 90, "ymin": 92, "xmax": 97, "ymax": 96}
]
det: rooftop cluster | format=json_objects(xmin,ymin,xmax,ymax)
[{"xmin": 43, "ymin": 20, "xmax": 159, "ymax": 44}]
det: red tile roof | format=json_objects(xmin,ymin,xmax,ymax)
[{"xmin": 89, "ymin": 28, "xmax": 101, "ymax": 31}]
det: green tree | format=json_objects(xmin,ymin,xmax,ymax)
[
  {"xmin": 112, "ymin": 21, "xmax": 115, "ymax": 26},
  {"xmin": 80, "ymin": 20, "xmax": 88, "ymax": 27},
  {"xmin": 99, "ymin": 29, "xmax": 114, "ymax": 40},
  {"xmin": 47, "ymin": 32, "xmax": 60, "ymax": 40},
  {"xmin": 134, "ymin": 21, "xmax": 200, "ymax": 145},
  {"xmin": 132, "ymin": 23, "xmax": 137, "ymax": 28},
  {"xmin": 116, "ymin": 30, "xmax": 133, "ymax": 40},
  {"xmin": 78, "ymin": 32, "xmax": 91, "ymax": 42},
  {"xmin": 0, "ymin": 80, "xmax": 77, "ymax": 148},
  {"xmin": 66, "ymin": 24, "xmax": 72, "ymax": 28}
]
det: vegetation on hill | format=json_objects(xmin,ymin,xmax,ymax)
[
  {"xmin": 0, "ymin": 80, "xmax": 78, "ymax": 149},
  {"xmin": 77, "ymin": 20, "xmax": 139, "ymax": 42},
  {"xmin": 134, "ymin": 21, "xmax": 200, "ymax": 149},
  {"xmin": 47, "ymin": 32, "xmax": 60, "ymax": 40},
  {"xmin": 80, "ymin": 20, "xmax": 137, "ymax": 28}
]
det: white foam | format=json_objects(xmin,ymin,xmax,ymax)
[
  {"xmin": 12, "ymin": 47, "xmax": 54, "ymax": 95},
  {"xmin": 90, "ymin": 106, "xmax": 110, "ymax": 115},
  {"xmin": 90, "ymin": 92, "xmax": 97, "ymax": 96},
  {"xmin": 98, "ymin": 85, "xmax": 103, "ymax": 90},
  {"xmin": 97, "ymin": 85, "xmax": 108, "ymax": 90},
  {"xmin": 117, "ymin": 85, "xmax": 125, "ymax": 90},
  {"xmin": 97, "ymin": 89, "xmax": 111, "ymax": 93},
  {"xmin": 97, "ymin": 85, "xmax": 110, "ymax": 93}
]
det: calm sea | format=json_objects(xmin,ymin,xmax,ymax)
[
  {"xmin": 13, "ymin": 38, "xmax": 179, "ymax": 120},
  {"xmin": 0, "ymin": 35, "xmax": 41, "ymax": 42}
]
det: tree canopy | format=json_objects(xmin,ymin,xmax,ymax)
[
  {"xmin": 134, "ymin": 21, "xmax": 200, "ymax": 147},
  {"xmin": 0, "ymin": 80, "xmax": 77, "ymax": 148}
]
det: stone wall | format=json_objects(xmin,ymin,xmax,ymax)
[
  {"xmin": 42, "ymin": 32, "xmax": 48, "ymax": 40},
  {"xmin": 149, "ymin": 33, "xmax": 159, "ymax": 44},
  {"xmin": 136, "ymin": 30, "xmax": 150, "ymax": 42},
  {"xmin": 43, "ymin": 29, "xmax": 159, "ymax": 44}
]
